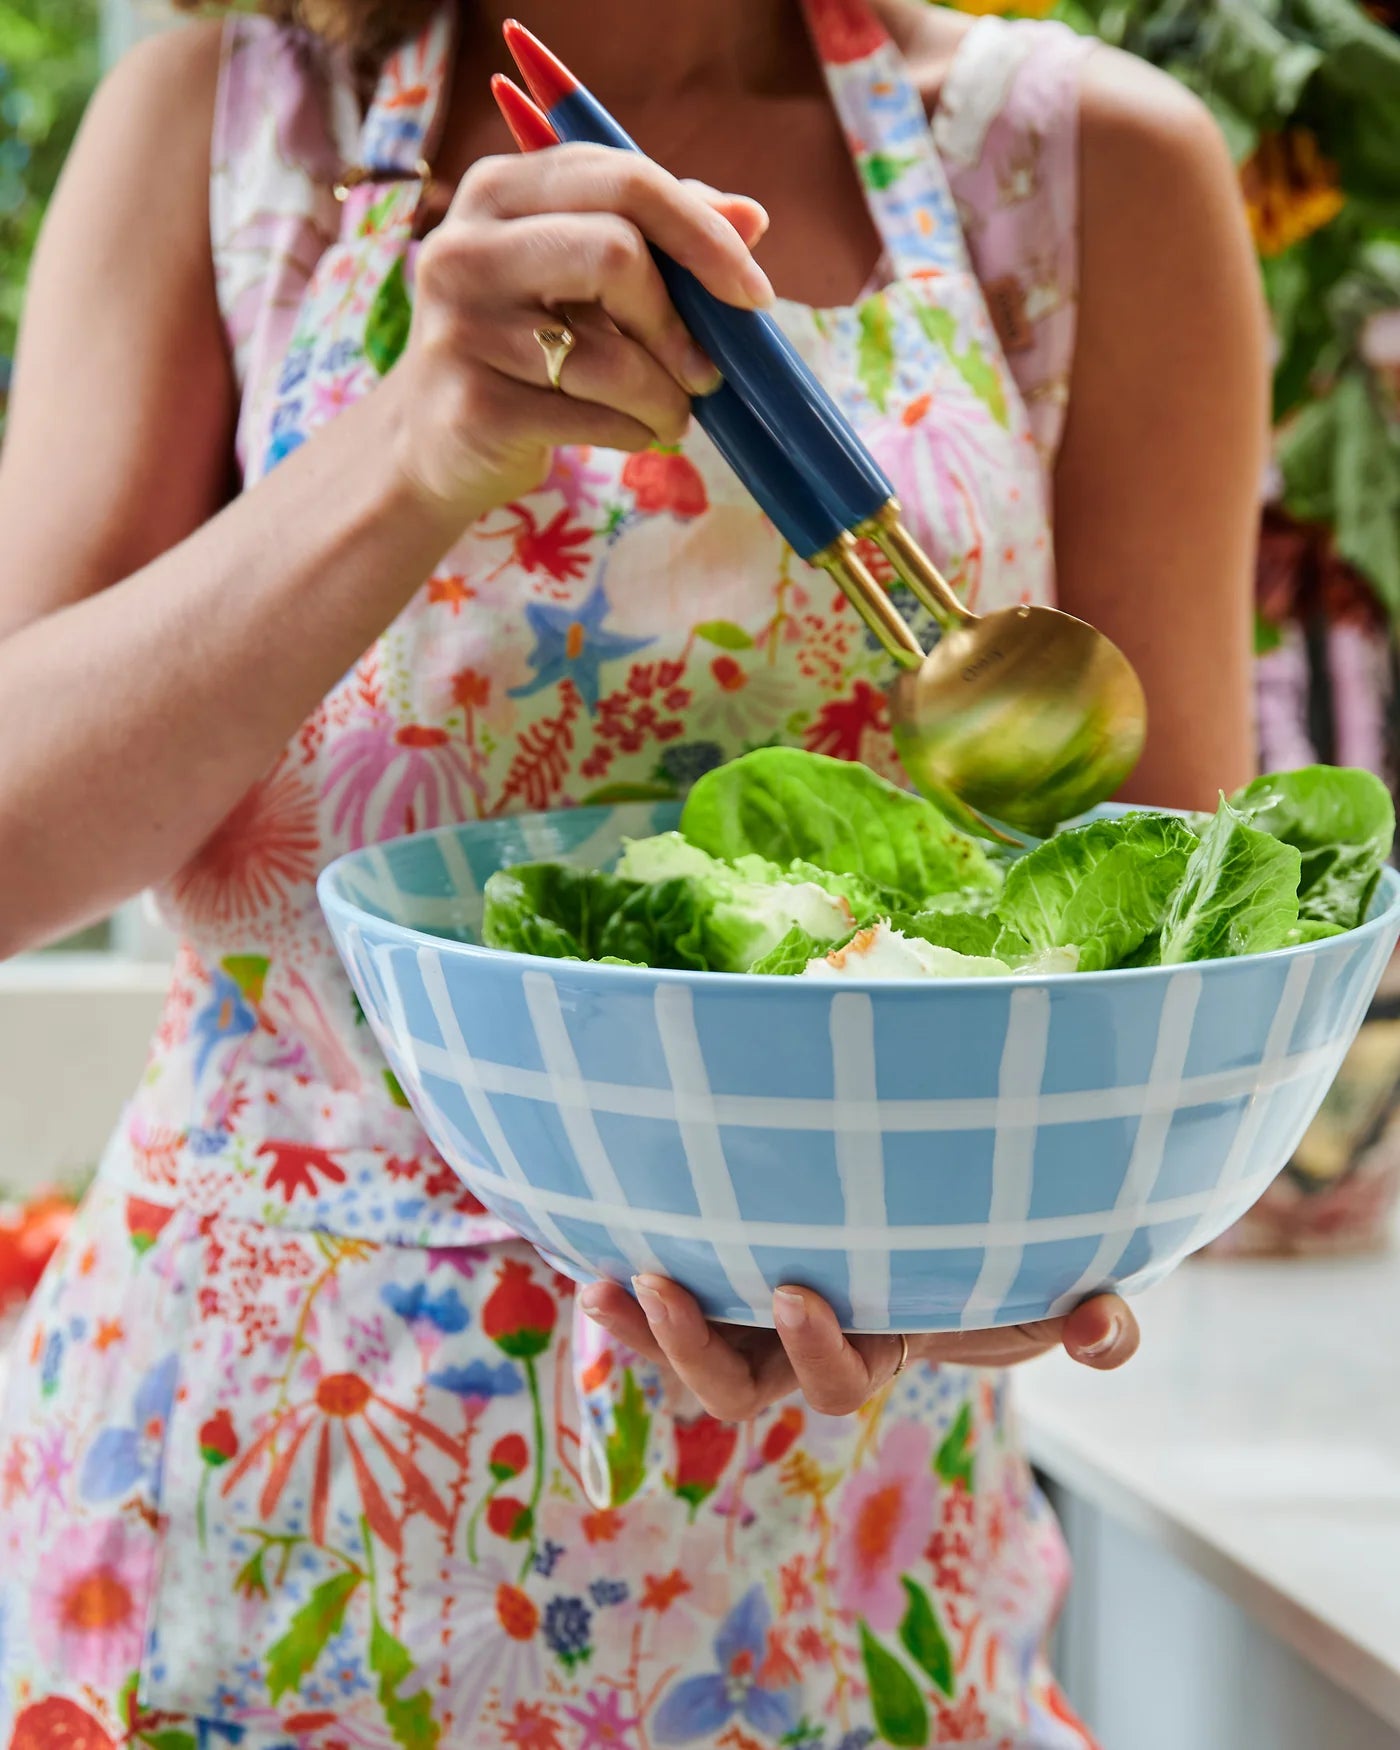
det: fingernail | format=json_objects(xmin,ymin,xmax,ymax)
[
  {"xmin": 632, "ymin": 1275, "xmax": 668, "ymax": 1326},
  {"xmin": 741, "ymin": 260, "xmax": 776, "ymax": 307},
  {"xmin": 1078, "ymin": 1315, "xmax": 1122, "ymax": 1360},
  {"xmin": 577, "ymin": 1284, "xmax": 606, "ymax": 1319},
  {"xmin": 684, "ymin": 348, "xmax": 724, "ymax": 397},
  {"xmin": 773, "ymin": 1288, "xmax": 807, "ymax": 1329}
]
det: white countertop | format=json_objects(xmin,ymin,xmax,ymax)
[{"xmin": 1016, "ymin": 1240, "xmax": 1400, "ymax": 1730}]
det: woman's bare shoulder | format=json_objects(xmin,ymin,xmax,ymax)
[
  {"xmin": 889, "ymin": 0, "xmax": 1233, "ymax": 210},
  {"xmin": 88, "ymin": 18, "xmax": 225, "ymax": 164}
]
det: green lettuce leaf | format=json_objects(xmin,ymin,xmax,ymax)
[
  {"xmin": 483, "ymin": 864, "xmax": 634, "ymax": 960},
  {"xmin": 680, "ymin": 747, "xmax": 1002, "ymax": 903},
  {"xmin": 1283, "ymin": 919, "xmax": 1347, "ymax": 947},
  {"xmin": 785, "ymin": 859, "xmax": 913, "ymax": 923},
  {"xmin": 751, "ymin": 924, "xmax": 858, "ymax": 976},
  {"xmin": 891, "ymin": 909, "xmax": 1002, "ymax": 959},
  {"xmin": 998, "ymin": 814, "xmax": 1199, "ymax": 972},
  {"xmin": 1228, "ymin": 765, "xmax": 1395, "ymax": 929},
  {"xmin": 1159, "ymin": 801, "xmax": 1302, "ymax": 965},
  {"xmin": 483, "ymin": 864, "xmax": 708, "ymax": 970},
  {"xmin": 615, "ymin": 832, "xmax": 852, "ymax": 972}
]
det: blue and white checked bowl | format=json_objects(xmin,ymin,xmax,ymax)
[{"xmin": 318, "ymin": 803, "xmax": 1400, "ymax": 1332}]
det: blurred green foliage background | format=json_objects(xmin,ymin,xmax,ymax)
[{"xmin": 0, "ymin": 1, "xmax": 99, "ymax": 378}]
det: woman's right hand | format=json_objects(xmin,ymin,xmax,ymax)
[{"xmin": 387, "ymin": 143, "xmax": 774, "ymax": 519}]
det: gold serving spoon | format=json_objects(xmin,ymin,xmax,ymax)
[{"xmin": 819, "ymin": 506, "xmax": 1147, "ymax": 841}]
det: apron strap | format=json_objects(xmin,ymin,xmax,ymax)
[
  {"xmin": 336, "ymin": 2, "xmax": 459, "ymax": 239},
  {"xmin": 799, "ymin": 0, "xmax": 976, "ymax": 281}
]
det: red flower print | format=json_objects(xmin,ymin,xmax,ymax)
[
  {"xmin": 935, "ymin": 1686, "xmax": 990, "ymax": 1742},
  {"xmin": 257, "ymin": 1140, "xmax": 348, "ymax": 1203},
  {"xmin": 760, "ymin": 1405, "xmax": 804, "ymax": 1467},
  {"xmin": 504, "ymin": 502, "xmax": 593, "ymax": 584},
  {"xmin": 497, "ymin": 1581, "xmax": 541, "ymax": 1640},
  {"xmin": 804, "ymin": 0, "xmax": 888, "ymax": 63},
  {"xmin": 779, "ymin": 1555, "xmax": 815, "ymax": 1613},
  {"xmin": 670, "ymin": 1413, "xmax": 739, "ymax": 1514},
  {"xmin": 580, "ymin": 1348, "xmax": 613, "ymax": 1393},
  {"xmin": 124, "ymin": 1196, "xmax": 175, "ymax": 1256},
  {"xmin": 622, "ymin": 447, "xmax": 709, "ymax": 518},
  {"xmin": 428, "ymin": 573, "xmax": 476, "ymax": 613},
  {"xmin": 482, "ymin": 1258, "xmax": 558, "ymax": 1360},
  {"xmin": 171, "ymin": 760, "xmax": 319, "ymax": 925},
  {"xmin": 804, "ymin": 680, "xmax": 889, "ymax": 761},
  {"xmin": 500, "ymin": 1699, "xmax": 566, "ymax": 1750},
  {"xmin": 9, "ymin": 1698, "xmax": 115, "ymax": 1750},
  {"xmin": 796, "ymin": 1624, "xmax": 828, "ymax": 1664},
  {"xmin": 221, "ymin": 1369, "xmax": 462, "ymax": 1556},
  {"xmin": 199, "ymin": 1408, "xmax": 239, "ymax": 1468},
  {"xmin": 641, "ymin": 1568, "xmax": 692, "ymax": 1613},
  {"xmin": 452, "ymin": 666, "xmax": 492, "ymax": 710},
  {"xmin": 487, "ymin": 1494, "xmax": 534, "ymax": 1540},
  {"xmin": 490, "ymin": 1433, "xmax": 529, "ymax": 1481},
  {"xmin": 711, "ymin": 654, "xmax": 746, "ymax": 692},
  {"xmin": 583, "ymin": 1507, "xmax": 622, "ymax": 1543}
]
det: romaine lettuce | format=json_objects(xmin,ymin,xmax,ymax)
[
  {"xmin": 1158, "ymin": 801, "xmax": 1302, "ymax": 965},
  {"xmin": 1228, "ymin": 766, "xmax": 1395, "ymax": 929},
  {"xmin": 614, "ymin": 832, "xmax": 852, "ymax": 972},
  {"xmin": 477, "ymin": 751, "xmax": 1392, "ymax": 979},
  {"xmin": 680, "ymin": 746, "xmax": 1002, "ymax": 903},
  {"xmin": 998, "ymin": 814, "xmax": 1198, "ymax": 972},
  {"xmin": 483, "ymin": 865, "xmax": 710, "ymax": 970}
]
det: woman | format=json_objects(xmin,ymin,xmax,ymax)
[{"xmin": 0, "ymin": 0, "xmax": 1264, "ymax": 1743}]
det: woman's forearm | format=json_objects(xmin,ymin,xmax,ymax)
[{"xmin": 0, "ymin": 380, "xmax": 463, "ymax": 956}]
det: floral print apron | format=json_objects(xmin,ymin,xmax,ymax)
[{"xmin": 0, "ymin": 4, "xmax": 1099, "ymax": 1746}]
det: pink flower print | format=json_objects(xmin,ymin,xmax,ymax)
[
  {"xmin": 541, "ymin": 445, "xmax": 611, "ymax": 518},
  {"xmin": 864, "ymin": 393, "xmax": 1004, "ymax": 609},
  {"xmin": 323, "ymin": 708, "xmax": 482, "ymax": 846},
  {"xmin": 31, "ymin": 1517, "xmax": 157, "ymax": 1690},
  {"xmin": 170, "ymin": 760, "xmax": 319, "ymax": 927},
  {"xmin": 832, "ymin": 1420, "xmax": 936, "ymax": 1632},
  {"xmin": 689, "ymin": 654, "xmax": 797, "ymax": 744},
  {"xmin": 405, "ymin": 1556, "xmax": 545, "ymax": 1732},
  {"xmin": 264, "ymin": 966, "xmax": 365, "ymax": 1094},
  {"xmin": 564, "ymin": 1689, "xmax": 641, "ymax": 1750},
  {"xmin": 310, "ymin": 367, "xmax": 365, "ymax": 426}
]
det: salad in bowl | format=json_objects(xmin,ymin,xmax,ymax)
[{"xmin": 319, "ymin": 749, "xmax": 1400, "ymax": 1331}]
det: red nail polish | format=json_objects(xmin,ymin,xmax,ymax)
[{"xmin": 491, "ymin": 74, "xmax": 560, "ymax": 154}]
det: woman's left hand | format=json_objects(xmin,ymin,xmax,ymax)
[{"xmin": 577, "ymin": 1276, "xmax": 1139, "ymax": 1421}]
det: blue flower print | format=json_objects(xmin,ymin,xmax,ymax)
[
  {"xmin": 277, "ymin": 347, "xmax": 312, "ymax": 395},
  {"xmin": 508, "ymin": 582, "xmax": 653, "ymax": 713},
  {"xmin": 80, "ymin": 1353, "xmax": 178, "ymax": 1502},
  {"xmin": 196, "ymin": 1723, "xmax": 247, "ymax": 1748},
  {"xmin": 380, "ymin": 1280, "xmax": 470, "ymax": 1337},
  {"xmin": 653, "ymin": 1586, "xmax": 797, "ymax": 1745},
  {"xmin": 658, "ymin": 740, "xmax": 725, "ymax": 789},
  {"xmin": 39, "ymin": 1329, "xmax": 64, "ymax": 1397},
  {"xmin": 426, "ymin": 1358, "xmax": 523, "ymax": 1400},
  {"xmin": 534, "ymin": 1538, "xmax": 565, "ymax": 1578},
  {"xmin": 543, "ymin": 1595, "xmax": 592, "ymax": 1669},
  {"xmin": 190, "ymin": 971, "xmax": 257, "ymax": 1083}
]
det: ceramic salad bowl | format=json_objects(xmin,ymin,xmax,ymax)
[{"xmin": 318, "ymin": 802, "xmax": 1400, "ymax": 1331}]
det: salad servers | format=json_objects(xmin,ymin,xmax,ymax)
[{"xmin": 495, "ymin": 23, "xmax": 1147, "ymax": 839}]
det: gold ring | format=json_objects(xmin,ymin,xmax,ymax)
[
  {"xmin": 892, "ymin": 1332, "xmax": 910, "ymax": 1378},
  {"xmin": 534, "ymin": 322, "xmax": 577, "ymax": 393}
]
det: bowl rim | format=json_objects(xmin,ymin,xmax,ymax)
[{"xmin": 317, "ymin": 817, "xmax": 1400, "ymax": 995}]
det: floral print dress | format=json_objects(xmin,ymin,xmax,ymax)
[{"xmin": 0, "ymin": 5, "xmax": 1102, "ymax": 1747}]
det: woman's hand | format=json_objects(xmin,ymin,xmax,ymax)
[
  {"xmin": 388, "ymin": 143, "xmax": 772, "ymax": 518},
  {"xmin": 578, "ymin": 1276, "xmax": 1139, "ymax": 1422}
]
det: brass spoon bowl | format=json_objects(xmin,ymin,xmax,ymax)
[{"xmin": 817, "ymin": 505, "xmax": 1147, "ymax": 840}]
